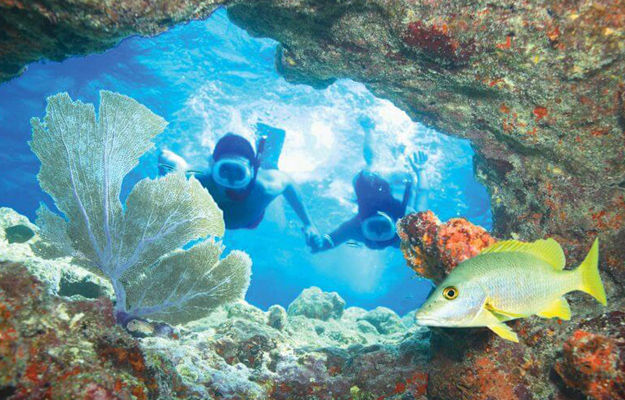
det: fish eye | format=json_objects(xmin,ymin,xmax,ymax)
[{"xmin": 442, "ymin": 286, "xmax": 459, "ymax": 300}]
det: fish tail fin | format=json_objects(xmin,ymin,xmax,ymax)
[{"xmin": 575, "ymin": 238, "xmax": 607, "ymax": 306}]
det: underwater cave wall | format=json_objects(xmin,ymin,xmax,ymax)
[{"xmin": 0, "ymin": 0, "xmax": 229, "ymax": 82}]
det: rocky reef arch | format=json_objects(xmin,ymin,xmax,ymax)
[{"xmin": 1, "ymin": 1, "xmax": 624, "ymax": 398}]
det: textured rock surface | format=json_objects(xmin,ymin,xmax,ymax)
[
  {"xmin": 555, "ymin": 323, "xmax": 625, "ymax": 400},
  {"xmin": 145, "ymin": 300, "xmax": 429, "ymax": 399},
  {"xmin": 358, "ymin": 307, "xmax": 404, "ymax": 335},
  {"xmin": 0, "ymin": 207, "xmax": 112, "ymax": 300},
  {"xmin": 0, "ymin": 0, "xmax": 229, "ymax": 83},
  {"xmin": 400, "ymin": 210, "xmax": 625, "ymax": 400},
  {"xmin": 0, "ymin": 262, "xmax": 181, "ymax": 399},
  {"xmin": 287, "ymin": 286, "xmax": 346, "ymax": 321}
]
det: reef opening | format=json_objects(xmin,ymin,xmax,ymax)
[{"xmin": 0, "ymin": 8, "xmax": 491, "ymax": 316}]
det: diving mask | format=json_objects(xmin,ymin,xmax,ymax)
[
  {"xmin": 361, "ymin": 211, "xmax": 397, "ymax": 242},
  {"xmin": 212, "ymin": 157, "xmax": 254, "ymax": 190}
]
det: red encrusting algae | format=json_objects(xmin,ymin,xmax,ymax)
[{"xmin": 398, "ymin": 211, "xmax": 496, "ymax": 283}]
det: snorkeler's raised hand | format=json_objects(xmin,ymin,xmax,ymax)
[
  {"xmin": 303, "ymin": 225, "xmax": 325, "ymax": 251},
  {"xmin": 408, "ymin": 151, "xmax": 428, "ymax": 173}
]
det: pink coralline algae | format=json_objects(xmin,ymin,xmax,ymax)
[
  {"xmin": 398, "ymin": 211, "xmax": 496, "ymax": 283},
  {"xmin": 555, "ymin": 329, "xmax": 625, "ymax": 399}
]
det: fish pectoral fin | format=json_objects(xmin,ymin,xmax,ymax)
[
  {"xmin": 485, "ymin": 302, "xmax": 525, "ymax": 320},
  {"xmin": 488, "ymin": 323, "xmax": 519, "ymax": 343},
  {"xmin": 536, "ymin": 297, "xmax": 571, "ymax": 320}
]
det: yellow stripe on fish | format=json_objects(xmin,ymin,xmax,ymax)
[{"xmin": 415, "ymin": 238, "xmax": 606, "ymax": 343}]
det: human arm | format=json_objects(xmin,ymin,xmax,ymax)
[
  {"xmin": 407, "ymin": 151, "xmax": 430, "ymax": 213},
  {"xmin": 312, "ymin": 216, "xmax": 361, "ymax": 253},
  {"xmin": 282, "ymin": 177, "xmax": 324, "ymax": 248}
]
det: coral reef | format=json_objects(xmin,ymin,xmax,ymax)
[
  {"xmin": 30, "ymin": 91, "xmax": 251, "ymax": 325},
  {"xmin": 400, "ymin": 210, "xmax": 624, "ymax": 400},
  {"xmin": 2, "ymin": 0, "xmax": 625, "ymax": 397},
  {"xmin": 0, "ymin": 207, "xmax": 113, "ymax": 300},
  {"xmin": 398, "ymin": 211, "xmax": 496, "ymax": 284},
  {"xmin": 141, "ymin": 289, "xmax": 430, "ymax": 400},
  {"xmin": 1, "ymin": 229, "xmax": 430, "ymax": 400}
]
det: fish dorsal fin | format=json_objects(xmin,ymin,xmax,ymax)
[
  {"xmin": 488, "ymin": 323, "xmax": 519, "ymax": 343},
  {"xmin": 536, "ymin": 297, "xmax": 571, "ymax": 320},
  {"xmin": 480, "ymin": 239, "xmax": 565, "ymax": 270}
]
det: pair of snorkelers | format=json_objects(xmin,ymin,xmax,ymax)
[
  {"xmin": 309, "ymin": 116, "xmax": 429, "ymax": 252},
  {"xmin": 158, "ymin": 118, "xmax": 429, "ymax": 252}
]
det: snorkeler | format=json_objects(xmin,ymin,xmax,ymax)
[
  {"xmin": 158, "ymin": 124, "xmax": 324, "ymax": 248},
  {"xmin": 311, "ymin": 116, "xmax": 430, "ymax": 252}
]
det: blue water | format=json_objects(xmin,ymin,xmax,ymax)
[{"xmin": 0, "ymin": 8, "xmax": 491, "ymax": 315}]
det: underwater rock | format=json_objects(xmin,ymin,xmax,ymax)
[
  {"xmin": 226, "ymin": 301, "xmax": 267, "ymax": 325},
  {"xmin": 358, "ymin": 307, "xmax": 404, "ymax": 335},
  {"xmin": 267, "ymin": 304, "xmax": 287, "ymax": 330},
  {"xmin": 0, "ymin": 207, "xmax": 113, "ymax": 300},
  {"xmin": 398, "ymin": 211, "xmax": 496, "ymax": 284},
  {"xmin": 0, "ymin": 0, "xmax": 229, "ymax": 83},
  {"xmin": 287, "ymin": 286, "xmax": 345, "ymax": 321},
  {"xmin": 0, "ymin": 262, "xmax": 179, "ymax": 399},
  {"xmin": 554, "ymin": 313, "xmax": 625, "ymax": 399}
]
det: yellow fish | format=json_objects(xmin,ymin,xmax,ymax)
[{"xmin": 415, "ymin": 238, "xmax": 606, "ymax": 342}]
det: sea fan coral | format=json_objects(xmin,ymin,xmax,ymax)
[{"xmin": 29, "ymin": 91, "xmax": 251, "ymax": 325}]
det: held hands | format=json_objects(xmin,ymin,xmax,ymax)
[
  {"xmin": 303, "ymin": 224, "xmax": 324, "ymax": 251},
  {"xmin": 408, "ymin": 151, "xmax": 428, "ymax": 174}
]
